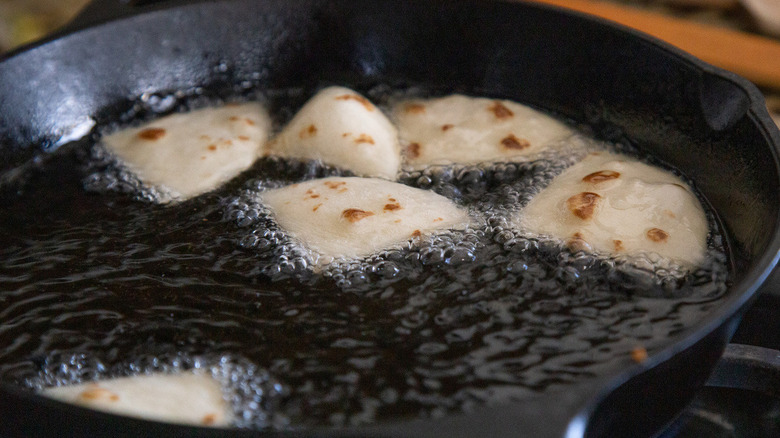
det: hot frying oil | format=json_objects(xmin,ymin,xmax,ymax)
[{"xmin": 0, "ymin": 85, "xmax": 730, "ymax": 429}]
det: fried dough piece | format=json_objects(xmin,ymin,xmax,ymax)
[
  {"xmin": 260, "ymin": 177, "xmax": 470, "ymax": 262},
  {"xmin": 42, "ymin": 372, "xmax": 231, "ymax": 427},
  {"xmin": 268, "ymin": 87, "xmax": 401, "ymax": 179},
  {"xmin": 394, "ymin": 94, "xmax": 575, "ymax": 167},
  {"xmin": 103, "ymin": 102, "xmax": 270, "ymax": 202},
  {"xmin": 516, "ymin": 152, "xmax": 708, "ymax": 267}
]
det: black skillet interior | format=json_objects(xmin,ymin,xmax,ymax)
[{"xmin": 1, "ymin": 0, "xmax": 779, "ymax": 437}]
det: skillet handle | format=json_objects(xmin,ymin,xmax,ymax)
[{"xmin": 65, "ymin": 0, "xmax": 176, "ymax": 30}]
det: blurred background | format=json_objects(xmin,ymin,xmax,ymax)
[
  {"xmin": 0, "ymin": 0, "xmax": 89, "ymax": 52},
  {"xmin": 0, "ymin": 0, "xmax": 777, "ymax": 123}
]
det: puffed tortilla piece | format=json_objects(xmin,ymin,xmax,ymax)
[
  {"xmin": 267, "ymin": 87, "xmax": 401, "ymax": 179},
  {"xmin": 260, "ymin": 177, "xmax": 470, "ymax": 262},
  {"xmin": 103, "ymin": 102, "xmax": 270, "ymax": 202},
  {"xmin": 41, "ymin": 372, "xmax": 231, "ymax": 427},
  {"xmin": 394, "ymin": 94, "xmax": 575, "ymax": 167},
  {"xmin": 515, "ymin": 152, "xmax": 709, "ymax": 268}
]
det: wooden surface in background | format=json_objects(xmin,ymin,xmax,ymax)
[{"xmin": 529, "ymin": 0, "xmax": 780, "ymax": 90}]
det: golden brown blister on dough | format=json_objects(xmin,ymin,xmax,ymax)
[
  {"xmin": 516, "ymin": 152, "xmax": 709, "ymax": 268},
  {"xmin": 41, "ymin": 372, "xmax": 231, "ymax": 427},
  {"xmin": 260, "ymin": 177, "xmax": 471, "ymax": 264},
  {"xmin": 102, "ymin": 102, "xmax": 270, "ymax": 203},
  {"xmin": 394, "ymin": 94, "xmax": 575, "ymax": 167},
  {"xmin": 268, "ymin": 86, "xmax": 401, "ymax": 179},
  {"xmin": 566, "ymin": 192, "xmax": 601, "ymax": 220}
]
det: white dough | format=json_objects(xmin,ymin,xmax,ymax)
[
  {"xmin": 42, "ymin": 372, "xmax": 231, "ymax": 427},
  {"xmin": 516, "ymin": 152, "xmax": 709, "ymax": 267},
  {"xmin": 260, "ymin": 177, "xmax": 470, "ymax": 262},
  {"xmin": 267, "ymin": 86, "xmax": 401, "ymax": 179},
  {"xmin": 103, "ymin": 102, "xmax": 271, "ymax": 202},
  {"xmin": 393, "ymin": 94, "xmax": 575, "ymax": 167}
]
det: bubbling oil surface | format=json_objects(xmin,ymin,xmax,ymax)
[{"xmin": 0, "ymin": 85, "xmax": 729, "ymax": 429}]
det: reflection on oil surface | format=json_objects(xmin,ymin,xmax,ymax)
[{"xmin": 0, "ymin": 88, "xmax": 731, "ymax": 429}]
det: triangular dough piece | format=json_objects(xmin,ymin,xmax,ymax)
[
  {"xmin": 42, "ymin": 372, "xmax": 231, "ymax": 427},
  {"xmin": 515, "ymin": 152, "xmax": 708, "ymax": 267},
  {"xmin": 260, "ymin": 177, "xmax": 470, "ymax": 262},
  {"xmin": 394, "ymin": 94, "xmax": 575, "ymax": 167},
  {"xmin": 267, "ymin": 87, "xmax": 401, "ymax": 179},
  {"xmin": 103, "ymin": 102, "xmax": 270, "ymax": 202}
]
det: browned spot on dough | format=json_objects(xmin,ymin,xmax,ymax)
[
  {"xmin": 245, "ymin": 118, "xmax": 256, "ymax": 126},
  {"xmin": 631, "ymin": 346, "xmax": 648, "ymax": 363},
  {"xmin": 384, "ymin": 202, "xmax": 402, "ymax": 212},
  {"xmin": 407, "ymin": 142, "xmax": 422, "ymax": 159},
  {"xmin": 441, "ymin": 124, "xmax": 454, "ymax": 131},
  {"xmin": 433, "ymin": 217, "xmax": 443, "ymax": 222},
  {"xmin": 342, "ymin": 132, "xmax": 351, "ymax": 138},
  {"xmin": 324, "ymin": 181, "xmax": 347, "ymax": 190},
  {"xmin": 646, "ymin": 228, "xmax": 670, "ymax": 243},
  {"xmin": 388, "ymin": 197, "xmax": 397, "ymax": 202},
  {"xmin": 394, "ymin": 219, "xmax": 402, "ymax": 223},
  {"xmin": 488, "ymin": 101, "xmax": 514, "ymax": 119},
  {"xmin": 137, "ymin": 128, "xmax": 166, "ymax": 140},
  {"xmin": 354, "ymin": 134, "xmax": 375, "ymax": 145},
  {"xmin": 404, "ymin": 103, "xmax": 426, "ymax": 114},
  {"xmin": 78, "ymin": 387, "xmax": 119, "ymax": 402},
  {"xmin": 501, "ymin": 134, "xmax": 530, "ymax": 150},
  {"xmin": 202, "ymin": 414, "xmax": 217, "ymax": 425},
  {"xmin": 411, "ymin": 230, "xmax": 422, "ymax": 238},
  {"xmin": 338, "ymin": 188, "xmax": 348, "ymax": 193},
  {"xmin": 238, "ymin": 135, "xmax": 250, "ymax": 141},
  {"xmin": 341, "ymin": 208, "xmax": 375, "ymax": 223},
  {"xmin": 304, "ymin": 189, "xmax": 320, "ymax": 200},
  {"xmin": 221, "ymin": 139, "xmax": 233, "ymax": 146},
  {"xmin": 664, "ymin": 210, "xmax": 676, "ymax": 219},
  {"xmin": 299, "ymin": 124, "xmax": 317, "ymax": 139},
  {"xmin": 229, "ymin": 116, "xmax": 240, "ymax": 121},
  {"xmin": 567, "ymin": 192, "xmax": 601, "ymax": 220},
  {"xmin": 613, "ymin": 240, "xmax": 624, "ymax": 251},
  {"xmin": 313, "ymin": 203, "xmax": 323, "ymax": 212},
  {"xmin": 583, "ymin": 170, "xmax": 621, "ymax": 184},
  {"xmin": 335, "ymin": 94, "xmax": 374, "ymax": 111},
  {"xmin": 200, "ymin": 135, "xmax": 211, "ymax": 140},
  {"xmin": 208, "ymin": 145, "xmax": 217, "ymax": 151}
]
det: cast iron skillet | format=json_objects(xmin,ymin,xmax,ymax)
[{"xmin": 1, "ymin": 0, "xmax": 779, "ymax": 437}]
